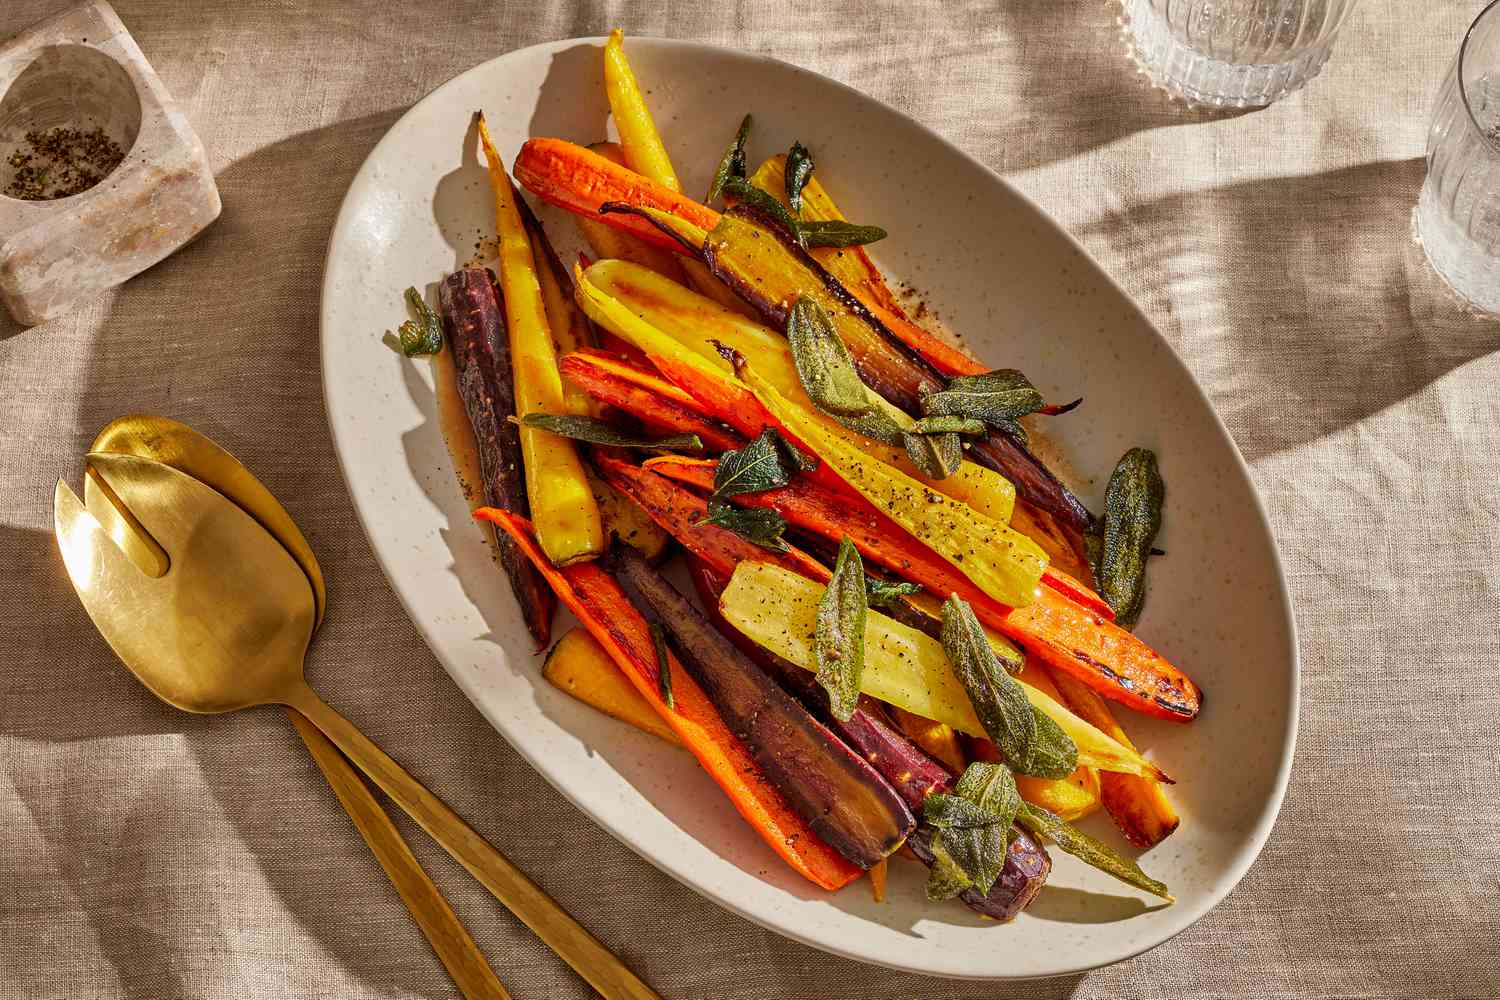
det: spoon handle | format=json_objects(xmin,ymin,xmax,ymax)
[
  {"xmin": 283, "ymin": 684, "xmax": 662, "ymax": 1000},
  {"xmin": 288, "ymin": 709, "xmax": 512, "ymax": 1000}
]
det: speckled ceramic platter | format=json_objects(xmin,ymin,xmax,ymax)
[{"xmin": 320, "ymin": 37, "xmax": 1297, "ymax": 979}]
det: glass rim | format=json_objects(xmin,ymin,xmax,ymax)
[{"xmin": 1459, "ymin": 0, "xmax": 1500, "ymax": 155}]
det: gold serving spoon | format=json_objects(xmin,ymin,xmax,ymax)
[
  {"xmin": 89, "ymin": 415, "xmax": 508, "ymax": 1000},
  {"xmin": 55, "ymin": 451, "xmax": 660, "ymax": 1000}
]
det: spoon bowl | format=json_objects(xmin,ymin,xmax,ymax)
[{"xmin": 56, "ymin": 451, "xmax": 314, "ymax": 713}]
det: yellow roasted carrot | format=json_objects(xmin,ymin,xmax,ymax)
[
  {"xmin": 742, "ymin": 364, "xmax": 1046, "ymax": 608},
  {"xmin": 544, "ymin": 628, "xmax": 682, "ymax": 745},
  {"xmin": 602, "ymin": 29, "xmax": 757, "ymax": 318},
  {"xmin": 521, "ymin": 202, "xmax": 598, "ymax": 418},
  {"xmin": 587, "ymin": 470, "xmax": 670, "ymax": 562},
  {"xmin": 604, "ymin": 29, "xmax": 680, "ymax": 189},
  {"xmin": 580, "ymin": 259, "xmax": 1017, "ymax": 523},
  {"xmin": 477, "ymin": 112, "xmax": 604, "ymax": 566},
  {"xmin": 719, "ymin": 561, "xmax": 1170, "ymax": 781}
]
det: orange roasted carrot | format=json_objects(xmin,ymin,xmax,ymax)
[
  {"xmin": 564, "ymin": 348, "xmax": 703, "ymax": 408},
  {"xmin": 514, "ymin": 138, "xmax": 721, "ymax": 254},
  {"xmin": 641, "ymin": 455, "xmax": 1199, "ymax": 722},
  {"xmin": 558, "ymin": 353, "xmax": 745, "ymax": 453},
  {"xmin": 645, "ymin": 455, "xmax": 1111, "ymax": 620},
  {"xmin": 596, "ymin": 455, "xmax": 831, "ymax": 585},
  {"xmin": 478, "ymin": 509, "xmax": 861, "ymax": 891}
]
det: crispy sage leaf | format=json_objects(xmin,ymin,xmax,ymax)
[
  {"xmin": 711, "ymin": 427, "xmax": 798, "ymax": 499},
  {"xmin": 1018, "ymin": 802, "xmax": 1172, "ymax": 900},
  {"xmin": 902, "ymin": 429, "xmax": 963, "ymax": 479},
  {"xmin": 940, "ymin": 596, "xmax": 1078, "ymax": 779},
  {"xmin": 797, "ymin": 220, "xmax": 888, "ymax": 248},
  {"xmin": 909, "ymin": 415, "xmax": 986, "ymax": 436},
  {"xmin": 707, "ymin": 113, "xmax": 753, "ymax": 203},
  {"xmin": 722, "ymin": 176, "xmax": 804, "ymax": 245},
  {"xmin": 395, "ymin": 286, "xmax": 443, "ymax": 356},
  {"xmin": 922, "ymin": 762, "xmax": 1022, "ymax": 898},
  {"xmin": 697, "ymin": 499, "xmax": 790, "ymax": 552},
  {"xmin": 1092, "ymin": 448, "xmax": 1165, "ymax": 629},
  {"xmin": 516, "ymin": 414, "xmax": 703, "ymax": 452},
  {"xmin": 865, "ymin": 577, "xmax": 922, "ymax": 609},
  {"xmin": 815, "ymin": 538, "xmax": 867, "ymax": 721},
  {"xmin": 923, "ymin": 836, "xmax": 971, "ymax": 901},
  {"xmin": 922, "ymin": 369, "xmax": 1049, "ymax": 445},
  {"xmin": 786, "ymin": 297, "xmax": 875, "ymax": 418},
  {"xmin": 785, "ymin": 141, "xmax": 814, "ymax": 215},
  {"xmin": 649, "ymin": 621, "xmax": 674, "ymax": 709}
]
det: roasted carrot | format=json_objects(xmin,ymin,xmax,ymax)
[
  {"xmin": 576, "ymin": 142, "xmax": 690, "ymax": 281},
  {"xmin": 558, "ymin": 353, "xmax": 745, "ymax": 453},
  {"xmin": 478, "ymin": 115, "xmax": 605, "ymax": 566},
  {"xmin": 563, "ymin": 348, "xmax": 707, "ymax": 409},
  {"xmin": 597, "ymin": 36, "xmax": 758, "ymax": 319},
  {"xmin": 1011, "ymin": 501, "xmax": 1095, "ymax": 588},
  {"xmin": 747, "ymin": 153, "xmax": 984, "ymax": 378},
  {"xmin": 515, "ymin": 138, "xmax": 720, "ymax": 252},
  {"xmin": 519, "ymin": 197, "xmax": 597, "ymax": 419},
  {"xmin": 641, "ymin": 454, "xmax": 1200, "ymax": 722},
  {"xmin": 596, "ymin": 455, "xmax": 831, "ymax": 584},
  {"xmin": 643, "ymin": 455, "xmax": 1098, "ymax": 617},
  {"xmin": 1045, "ymin": 666, "xmax": 1180, "ymax": 847},
  {"xmin": 478, "ymin": 509, "xmax": 861, "ymax": 891}
]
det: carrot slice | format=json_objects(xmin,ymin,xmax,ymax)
[
  {"xmin": 641, "ymin": 455, "xmax": 1199, "ymax": 722},
  {"xmin": 514, "ymin": 138, "xmax": 720, "ymax": 253},
  {"xmin": 478, "ymin": 509, "xmax": 860, "ymax": 891},
  {"xmin": 558, "ymin": 353, "xmax": 745, "ymax": 453}
]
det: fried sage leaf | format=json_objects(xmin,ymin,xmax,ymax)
[
  {"xmin": 940, "ymin": 596, "xmax": 1078, "ymax": 779},
  {"xmin": 785, "ymin": 141, "xmax": 814, "ymax": 215},
  {"xmin": 517, "ymin": 414, "xmax": 703, "ymax": 452},
  {"xmin": 707, "ymin": 113, "xmax": 753, "ymax": 203},
  {"xmin": 395, "ymin": 286, "xmax": 443, "ymax": 357},
  {"xmin": 815, "ymin": 538, "xmax": 867, "ymax": 721},
  {"xmin": 796, "ymin": 220, "xmax": 888, "ymax": 248},
  {"xmin": 698, "ymin": 499, "xmax": 790, "ymax": 553},
  {"xmin": 1019, "ymin": 802, "xmax": 1172, "ymax": 900},
  {"xmin": 649, "ymin": 621, "xmax": 674, "ymax": 709},
  {"xmin": 1092, "ymin": 448, "xmax": 1165, "ymax": 629},
  {"xmin": 922, "ymin": 762, "xmax": 1022, "ymax": 899},
  {"xmin": 902, "ymin": 428, "xmax": 963, "ymax": 479},
  {"xmin": 865, "ymin": 577, "xmax": 922, "ymax": 609},
  {"xmin": 711, "ymin": 426, "xmax": 798, "ymax": 498},
  {"xmin": 722, "ymin": 176, "xmax": 804, "ymax": 245},
  {"xmin": 786, "ymin": 296, "xmax": 875, "ymax": 418},
  {"xmin": 922, "ymin": 369, "xmax": 1048, "ymax": 444},
  {"xmin": 908, "ymin": 415, "xmax": 986, "ymax": 436}
]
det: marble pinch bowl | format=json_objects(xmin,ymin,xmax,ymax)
[{"xmin": 0, "ymin": 0, "xmax": 219, "ymax": 326}]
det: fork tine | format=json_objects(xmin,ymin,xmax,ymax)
[{"xmin": 82, "ymin": 465, "xmax": 170, "ymax": 578}]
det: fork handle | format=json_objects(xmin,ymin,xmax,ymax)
[
  {"xmin": 287, "ymin": 708, "xmax": 511, "ymax": 1000},
  {"xmin": 282, "ymin": 683, "xmax": 662, "ymax": 1000}
]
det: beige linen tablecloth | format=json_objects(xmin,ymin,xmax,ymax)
[{"xmin": 3, "ymin": 1, "xmax": 1498, "ymax": 996}]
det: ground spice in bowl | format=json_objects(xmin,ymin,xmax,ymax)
[{"xmin": 4, "ymin": 126, "xmax": 125, "ymax": 201}]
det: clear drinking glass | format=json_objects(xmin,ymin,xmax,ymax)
[
  {"xmin": 1123, "ymin": 0, "xmax": 1361, "ymax": 108},
  {"xmin": 1417, "ymin": 0, "xmax": 1500, "ymax": 315}
]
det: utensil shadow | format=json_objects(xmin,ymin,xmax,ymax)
[{"xmin": 1072, "ymin": 156, "xmax": 1500, "ymax": 465}]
